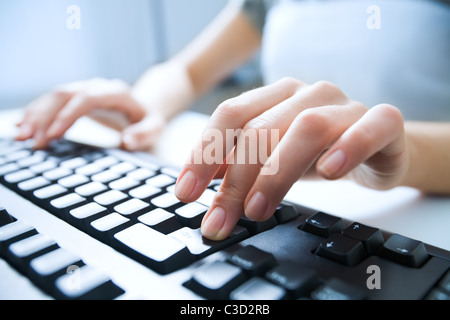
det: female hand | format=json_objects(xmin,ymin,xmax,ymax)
[
  {"xmin": 175, "ymin": 78, "xmax": 410, "ymax": 241},
  {"xmin": 15, "ymin": 77, "xmax": 166, "ymax": 150}
]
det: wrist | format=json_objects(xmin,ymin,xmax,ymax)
[{"xmin": 132, "ymin": 61, "xmax": 197, "ymax": 122}]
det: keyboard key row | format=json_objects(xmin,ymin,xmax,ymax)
[
  {"xmin": 0, "ymin": 212, "xmax": 124, "ymax": 300},
  {"xmin": 185, "ymin": 245, "xmax": 365, "ymax": 300},
  {"xmin": 301, "ymin": 211, "xmax": 430, "ymax": 268}
]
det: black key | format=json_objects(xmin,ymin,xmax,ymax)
[
  {"xmin": 53, "ymin": 265, "xmax": 124, "ymax": 300},
  {"xmin": 238, "ymin": 215, "xmax": 277, "ymax": 235},
  {"xmin": 311, "ymin": 278, "xmax": 366, "ymax": 300},
  {"xmin": 0, "ymin": 220, "xmax": 37, "ymax": 256},
  {"xmin": 227, "ymin": 245, "xmax": 278, "ymax": 277},
  {"xmin": 379, "ymin": 234, "xmax": 429, "ymax": 267},
  {"xmin": 186, "ymin": 261, "xmax": 247, "ymax": 300},
  {"xmin": 230, "ymin": 277, "xmax": 287, "ymax": 300},
  {"xmin": 113, "ymin": 223, "xmax": 194, "ymax": 274},
  {"xmin": 438, "ymin": 270, "xmax": 450, "ymax": 295},
  {"xmin": 425, "ymin": 288, "xmax": 450, "ymax": 300},
  {"xmin": 0, "ymin": 207, "xmax": 14, "ymax": 227},
  {"xmin": 265, "ymin": 261, "xmax": 320, "ymax": 298},
  {"xmin": 301, "ymin": 212, "xmax": 345, "ymax": 237},
  {"xmin": 315, "ymin": 233, "xmax": 366, "ymax": 266},
  {"xmin": 342, "ymin": 222, "xmax": 384, "ymax": 254},
  {"xmin": 274, "ymin": 204, "xmax": 300, "ymax": 224}
]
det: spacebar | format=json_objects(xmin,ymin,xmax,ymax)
[{"xmin": 113, "ymin": 223, "xmax": 194, "ymax": 275}]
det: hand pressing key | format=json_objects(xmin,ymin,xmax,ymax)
[{"xmin": 175, "ymin": 78, "xmax": 450, "ymax": 241}]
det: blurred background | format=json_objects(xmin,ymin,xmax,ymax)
[{"xmin": 0, "ymin": 0, "xmax": 261, "ymax": 115}]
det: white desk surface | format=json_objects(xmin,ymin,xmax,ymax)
[{"xmin": 1, "ymin": 108, "xmax": 449, "ymax": 252}]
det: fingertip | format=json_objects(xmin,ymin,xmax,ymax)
[
  {"xmin": 46, "ymin": 121, "xmax": 66, "ymax": 141},
  {"xmin": 121, "ymin": 132, "xmax": 140, "ymax": 151},
  {"xmin": 15, "ymin": 123, "xmax": 33, "ymax": 141},
  {"xmin": 244, "ymin": 191, "xmax": 269, "ymax": 221},
  {"xmin": 174, "ymin": 169, "xmax": 198, "ymax": 202},
  {"xmin": 200, "ymin": 206, "xmax": 227, "ymax": 241},
  {"xmin": 32, "ymin": 130, "xmax": 50, "ymax": 150},
  {"xmin": 317, "ymin": 149, "xmax": 347, "ymax": 179}
]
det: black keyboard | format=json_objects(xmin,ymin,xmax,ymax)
[{"xmin": 0, "ymin": 138, "xmax": 449, "ymax": 300}]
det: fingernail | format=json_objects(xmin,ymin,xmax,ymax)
[
  {"xmin": 245, "ymin": 192, "xmax": 268, "ymax": 220},
  {"xmin": 319, "ymin": 149, "xmax": 346, "ymax": 177},
  {"xmin": 175, "ymin": 170, "xmax": 197, "ymax": 201},
  {"xmin": 201, "ymin": 206, "xmax": 226, "ymax": 240},
  {"xmin": 33, "ymin": 130, "xmax": 47, "ymax": 149},
  {"xmin": 16, "ymin": 123, "xmax": 32, "ymax": 140}
]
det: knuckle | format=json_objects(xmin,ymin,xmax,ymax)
[
  {"xmin": 294, "ymin": 108, "xmax": 333, "ymax": 136},
  {"xmin": 348, "ymin": 126, "xmax": 375, "ymax": 147},
  {"xmin": 52, "ymin": 87, "xmax": 73, "ymax": 100},
  {"xmin": 311, "ymin": 80, "xmax": 345, "ymax": 99},
  {"xmin": 375, "ymin": 103, "xmax": 404, "ymax": 124},
  {"xmin": 277, "ymin": 77, "xmax": 304, "ymax": 91},
  {"xmin": 215, "ymin": 98, "xmax": 246, "ymax": 119},
  {"xmin": 243, "ymin": 116, "xmax": 271, "ymax": 132}
]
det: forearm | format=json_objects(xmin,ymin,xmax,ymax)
[
  {"xmin": 402, "ymin": 121, "xmax": 450, "ymax": 195},
  {"xmin": 132, "ymin": 2, "xmax": 261, "ymax": 121},
  {"xmin": 131, "ymin": 60, "xmax": 196, "ymax": 121}
]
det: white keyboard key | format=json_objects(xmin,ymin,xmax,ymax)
[
  {"xmin": 30, "ymin": 248, "xmax": 80, "ymax": 277},
  {"xmin": 70, "ymin": 202, "xmax": 107, "ymax": 220},
  {"xmin": 60, "ymin": 157, "xmax": 87, "ymax": 169},
  {"xmin": 126, "ymin": 168, "xmax": 155, "ymax": 181},
  {"xmin": 9, "ymin": 234, "xmax": 56, "ymax": 258},
  {"xmin": 196, "ymin": 188, "xmax": 216, "ymax": 207},
  {"xmin": 91, "ymin": 213, "xmax": 130, "ymax": 233},
  {"xmin": 18, "ymin": 176, "xmax": 50, "ymax": 191},
  {"xmin": 54, "ymin": 265, "xmax": 110, "ymax": 299},
  {"xmin": 110, "ymin": 162, "xmax": 136, "ymax": 174},
  {"xmin": 58, "ymin": 174, "xmax": 90, "ymax": 188},
  {"xmin": 50, "ymin": 193, "xmax": 86, "ymax": 209},
  {"xmin": 115, "ymin": 223, "xmax": 185, "ymax": 262},
  {"xmin": 75, "ymin": 182, "xmax": 107, "ymax": 197},
  {"xmin": 151, "ymin": 192, "xmax": 180, "ymax": 208},
  {"xmin": 94, "ymin": 190, "xmax": 128, "ymax": 206},
  {"xmin": 109, "ymin": 177, "xmax": 140, "ymax": 191},
  {"xmin": 5, "ymin": 169, "xmax": 35, "ymax": 183},
  {"xmin": 129, "ymin": 184, "xmax": 161, "ymax": 199},
  {"xmin": 145, "ymin": 174, "xmax": 176, "ymax": 188},
  {"xmin": 114, "ymin": 223, "xmax": 193, "ymax": 274},
  {"xmin": 114, "ymin": 198, "xmax": 149, "ymax": 217},
  {"xmin": 34, "ymin": 184, "xmax": 67, "ymax": 200},
  {"xmin": 43, "ymin": 167, "xmax": 72, "ymax": 181}
]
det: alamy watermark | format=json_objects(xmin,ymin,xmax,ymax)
[
  {"xmin": 66, "ymin": 5, "xmax": 81, "ymax": 30},
  {"xmin": 366, "ymin": 5, "xmax": 382, "ymax": 30},
  {"xmin": 366, "ymin": 265, "xmax": 381, "ymax": 290},
  {"xmin": 188, "ymin": 128, "xmax": 281, "ymax": 176}
]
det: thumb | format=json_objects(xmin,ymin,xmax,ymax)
[{"xmin": 121, "ymin": 115, "xmax": 166, "ymax": 151}]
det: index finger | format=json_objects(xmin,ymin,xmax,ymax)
[{"xmin": 174, "ymin": 78, "xmax": 304, "ymax": 203}]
